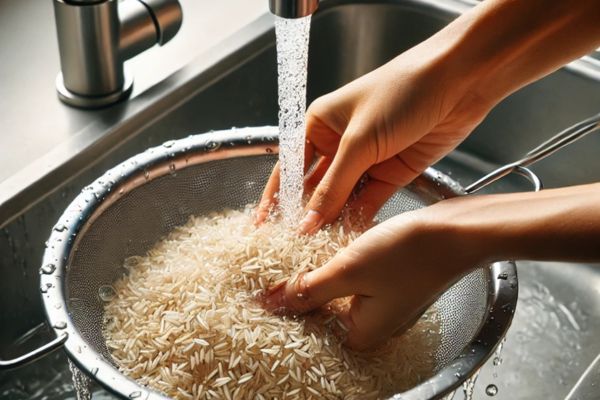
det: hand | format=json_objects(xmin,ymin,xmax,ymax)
[
  {"xmin": 256, "ymin": 0, "xmax": 600, "ymax": 232},
  {"xmin": 263, "ymin": 184, "xmax": 600, "ymax": 350},
  {"xmin": 256, "ymin": 47, "xmax": 492, "ymax": 231},
  {"xmin": 262, "ymin": 203, "xmax": 482, "ymax": 350}
]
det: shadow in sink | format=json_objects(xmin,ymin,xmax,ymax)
[{"xmin": 1, "ymin": 0, "xmax": 600, "ymax": 399}]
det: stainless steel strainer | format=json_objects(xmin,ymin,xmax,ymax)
[{"xmin": 2, "ymin": 115, "xmax": 599, "ymax": 399}]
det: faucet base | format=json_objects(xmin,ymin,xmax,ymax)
[{"xmin": 55, "ymin": 68, "xmax": 134, "ymax": 109}]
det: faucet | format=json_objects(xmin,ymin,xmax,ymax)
[
  {"xmin": 269, "ymin": 0, "xmax": 319, "ymax": 18},
  {"xmin": 53, "ymin": 0, "xmax": 182, "ymax": 109}
]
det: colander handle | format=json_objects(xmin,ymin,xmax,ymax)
[
  {"xmin": 0, "ymin": 331, "xmax": 68, "ymax": 369},
  {"xmin": 465, "ymin": 112, "xmax": 600, "ymax": 194}
]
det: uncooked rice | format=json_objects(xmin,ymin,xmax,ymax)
[{"xmin": 103, "ymin": 209, "xmax": 441, "ymax": 400}]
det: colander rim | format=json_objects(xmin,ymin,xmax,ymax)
[{"xmin": 39, "ymin": 126, "xmax": 518, "ymax": 400}]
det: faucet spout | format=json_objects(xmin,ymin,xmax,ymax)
[{"xmin": 269, "ymin": 0, "xmax": 318, "ymax": 18}]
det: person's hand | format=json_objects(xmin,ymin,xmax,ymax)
[
  {"xmin": 255, "ymin": 48, "xmax": 493, "ymax": 231},
  {"xmin": 263, "ymin": 184, "xmax": 600, "ymax": 350},
  {"xmin": 262, "ymin": 200, "xmax": 483, "ymax": 350},
  {"xmin": 255, "ymin": 0, "xmax": 600, "ymax": 232}
]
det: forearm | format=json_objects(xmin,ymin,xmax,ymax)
[
  {"xmin": 428, "ymin": 183, "xmax": 600, "ymax": 265},
  {"xmin": 412, "ymin": 0, "xmax": 600, "ymax": 106}
]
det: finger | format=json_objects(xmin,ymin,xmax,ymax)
[
  {"xmin": 254, "ymin": 162, "xmax": 281, "ymax": 224},
  {"xmin": 262, "ymin": 251, "xmax": 360, "ymax": 315},
  {"xmin": 342, "ymin": 153, "xmax": 430, "ymax": 225},
  {"xmin": 346, "ymin": 178, "xmax": 399, "ymax": 226},
  {"xmin": 303, "ymin": 156, "xmax": 333, "ymax": 198},
  {"xmin": 367, "ymin": 154, "xmax": 422, "ymax": 187},
  {"xmin": 300, "ymin": 136, "xmax": 372, "ymax": 233},
  {"xmin": 255, "ymin": 138, "xmax": 317, "ymax": 225}
]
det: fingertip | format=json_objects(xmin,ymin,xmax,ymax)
[{"xmin": 298, "ymin": 210, "xmax": 324, "ymax": 235}]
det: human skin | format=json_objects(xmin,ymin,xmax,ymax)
[{"xmin": 258, "ymin": 0, "xmax": 600, "ymax": 350}]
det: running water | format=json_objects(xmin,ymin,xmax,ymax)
[
  {"xmin": 68, "ymin": 359, "xmax": 91, "ymax": 400},
  {"xmin": 274, "ymin": 15, "xmax": 312, "ymax": 225}
]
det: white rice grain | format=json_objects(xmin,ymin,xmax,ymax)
[{"xmin": 103, "ymin": 210, "xmax": 441, "ymax": 399}]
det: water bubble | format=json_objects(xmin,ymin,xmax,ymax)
[
  {"xmin": 40, "ymin": 283, "xmax": 52, "ymax": 293},
  {"xmin": 485, "ymin": 384, "xmax": 498, "ymax": 396},
  {"xmin": 129, "ymin": 391, "xmax": 142, "ymax": 399},
  {"xmin": 54, "ymin": 321, "xmax": 67, "ymax": 330},
  {"xmin": 144, "ymin": 170, "xmax": 150, "ymax": 180},
  {"xmin": 493, "ymin": 356, "xmax": 502, "ymax": 366},
  {"xmin": 169, "ymin": 163, "xmax": 176, "ymax": 172},
  {"xmin": 54, "ymin": 224, "xmax": 68, "ymax": 232},
  {"xmin": 40, "ymin": 263, "xmax": 56, "ymax": 274},
  {"xmin": 205, "ymin": 141, "xmax": 221, "ymax": 152},
  {"xmin": 91, "ymin": 367, "xmax": 99, "ymax": 376},
  {"xmin": 98, "ymin": 285, "xmax": 117, "ymax": 302},
  {"xmin": 163, "ymin": 140, "xmax": 176, "ymax": 148},
  {"xmin": 265, "ymin": 147, "xmax": 274, "ymax": 153}
]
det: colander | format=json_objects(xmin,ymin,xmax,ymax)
[{"xmin": 2, "ymin": 114, "xmax": 599, "ymax": 399}]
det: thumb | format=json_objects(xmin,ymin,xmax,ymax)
[{"xmin": 262, "ymin": 253, "xmax": 358, "ymax": 315}]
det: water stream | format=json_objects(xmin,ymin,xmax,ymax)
[{"xmin": 274, "ymin": 15, "xmax": 312, "ymax": 225}]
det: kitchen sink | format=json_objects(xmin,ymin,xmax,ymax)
[{"xmin": 1, "ymin": 0, "xmax": 599, "ymax": 399}]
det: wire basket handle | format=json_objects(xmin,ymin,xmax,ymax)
[{"xmin": 465, "ymin": 112, "xmax": 600, "ymax": 194}]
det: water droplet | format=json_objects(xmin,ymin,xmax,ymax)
[
  {"xmin": 99, "ymin": 285, "xmax": 117, "ymax": 302},
  {"xmin": 54, "ymin": 224, "xmax": 67, "ymax": 232},
  {"xmin": 118, "ymin": 188, "xmax": 125, "ymax": 195},
  {"xmin": 54, "ymin": 321, "xmax": 67, "ymax": 329},
  {"xmin": 169, "ymin": 163, "xmax": 176, "ymax": 172},
  {"xmin": 493, "ymin": 356, "xmax": 502, "ymax": 366},
  {"xmin": 265, "ymin": 147, "xmax": 273, "ymax": 153},
  {"xmin": 144, "ymin": 170, "xmax": 150, "ymax": 180},
  {"xmin": 485, "ymin": 384, "xmax": 498, "ymax": 396},
  {"xmin": 497, "ymin": 272, "xmax": 509, "ymax": 280},
  {"xmin": 163, "ymin": 140, "xmax": 176, "ymax": 148},
  {"xmin": 129, "ymin": 391, "xmax": 142, "ymax": 398},
  {"xmin": 205, "ymin": 141, "xmax": 221, "ymax": 152},
  {"xmin": 41, "ymin": 263, "xmax": 56, "ymax": 274},
  {"xmin": 40, "ymin": 283, "xmax": 52, "ymax": 293},
  {"xmin": 91, "ymin": 367, "xmax": 99, "ymax": 376},
  {"xmin": 54, "ymin": 303, "xmax": 62, "ymax": 309}
]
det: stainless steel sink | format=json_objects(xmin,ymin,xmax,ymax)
[{"xmin": 1, "ymin": 0, "xmax": 599, "ymax": 399}]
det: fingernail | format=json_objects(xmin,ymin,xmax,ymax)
[{"xmin": 299, "ymin": 210, "xmax": 323, "ymax": 234}]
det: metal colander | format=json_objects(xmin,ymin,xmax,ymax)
[{"xmin": 37, "ymin": 126, "xmax": 518, "ymax": 400}]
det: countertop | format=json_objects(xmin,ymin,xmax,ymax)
[{"xmin": 0, "ymin": 0, "xmax": 268, "ymax": 224}]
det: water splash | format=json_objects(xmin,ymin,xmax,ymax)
[{"xmin": 275, "ymin": 15, "xmax": 311, "ymax": 225}]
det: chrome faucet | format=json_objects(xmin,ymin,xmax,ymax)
[
  {"xmin": 269, "ymin": 0, "xmax": 319, "ymax": 18},
  {"xmin": 53, "ymin": 0, "xmax": 182, "ymax": 108}
]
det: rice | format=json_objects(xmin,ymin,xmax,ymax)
[{"xmin": 103, "ymin": 209, "xmax": 441, "ymax": 399}]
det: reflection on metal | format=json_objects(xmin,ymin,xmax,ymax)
[
  {"xmin": 269, "ymin": 0, "xmax": 319, "ymax": 18},
  {"xmin": 53, "ymin": 0, "xmax": 182, "ymax": 108},
  {"xmin": 0, "ymin": 332, "xmax": 68, "ymax": 369}
]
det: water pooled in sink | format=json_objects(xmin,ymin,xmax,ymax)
[{"xmin": 274, "ymin": 15, "xmax": 311, "ymax": 225}]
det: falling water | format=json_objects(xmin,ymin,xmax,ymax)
[
  {"xmin": 68, "ymin": 360, "xmax": 91, "ymax": 400},
  {"xmin": 274, "ymin": 15, "xmax": 311, "ymax": 225}
]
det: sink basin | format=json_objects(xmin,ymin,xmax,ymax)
[{"xmin": 1, "ymin": 0, "xmax": 599, "ymax": 399}]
